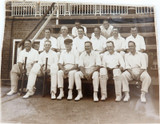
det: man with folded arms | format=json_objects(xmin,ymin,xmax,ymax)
[
  {"xmin": 100, "ymin": 41, "xmax": 125, "ymax": 101},
  {"xmin": 122, "ymin": 41, "xmax": 151, "ymax": 103},
  {"xmin": 7, "ymin": 40, "xmax": 39, "ymax": 95},
  {"xmin": 74, "ymin": 41, "xmax": 101, "ymax": 102},
  {"xmin": 57, "ymin": 39, "xmax": 79, "ymax": 100},
  {"xmin": 23, "ymin": 40, "xmax": 58, "ymax": 99}
]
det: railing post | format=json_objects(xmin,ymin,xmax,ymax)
[{"xmin": 56, "ymin": 3, "xmax": 59, "ymax": 25}]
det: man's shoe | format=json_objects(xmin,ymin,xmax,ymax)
[
  {"xmin": 51, "ymin": 92, "xmax": 56, "ymax": 100},
  {"xmin": 115, "ymin": 95, "xmax": 122, "ymax": 102},
  {"xmin": 123, "ymin": 93, "xmax": 130, "ymax": 102},
  {"xmin": 93, "ymin": 92, "xmax": 99, "ymax": 102},
  {"xmin": 57, "ymin": 93, "xmax": 64, "ymax": 100},
  {"xmin": 7, "ymin": 90, "xmax": 17, "ymax": 96},
  {"xmin": 67, "ymin": 90, "xmax": 73, "ymax": 100},
  {"xmin": 23, "ymin": 91, "xmax": 34, "ymax": 99},
  {"xmin": 74, "ymin": 93, "xmax": 83, "ymax": 101},
  {"xmin": 141, "ymin": 93, "xmax": 146, "ymax": 103},
  {"xmin": 101, "ymin": 94, "xmax": 107, "ymax": 101}
]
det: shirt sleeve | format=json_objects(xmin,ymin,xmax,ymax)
[
  {"xmin": 95, "ymin": 52, "xmax": 101, "ymax": 66},
  {"xmin": 59, "ymin": 52, "xmax": 64, "ymax": 64},
  {"xmin": 78, "ymin": 53, "xmax": 84, "ymax": 67},
  {"xmin": 17, "ymin": 51, "xmax": 23, "ymax": 63},
  {"xmin": 34, "ymin": 51, "xmax": 39, "ymax": 62},
  {"xmin": 38, "ymin": 53, "xmax": 43, "ymax": 66},
  {"xmin": 75, "ymin": 50, "xmax": 79, "ymax": 65},
  {"xmin": 72, "ymin": 27, "xmax": 77, "ymax": 37},
  {"xmin": 121, "ymin": 38, "xmax": 126, "ymax": 49},
  {"xmin": 125, "ymin": 37, "xmax": 129, "ymax": 50},
  {"xmin": 51, "ymin": 37, "xmax": 58, "ymax": 49},
  {"xmin": 54, "ymin": 52, "xmax": 59, "ymax": 65},
  {"xmin": 39, "ymin": 39, "xmax": 44, "ymax": 51},
  {"xmin": 101, "ymin": 54, "xmax": 106, "ymax": 67},
  {"xmin": 140, "ymin": 36, "xmax": 146, "ymax": 50},
  {"xmin": 124, "ymin": 54, "xmax": 131, "ymax": 69},
  {"xmin": 140, "ymin": 53, "xmax": 147, "ymax": 69},
  {"xmin": 118, "ymin": 53, "xmax": 125, "ymax": 69}
]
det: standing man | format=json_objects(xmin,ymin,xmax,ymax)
[
  {"xmin": 57, "ymin": 26, "xmax": 73, "ymax": 52},
  {"xmin": 73, "ymin": 27, "xmax": 89, "ymax": 55},
  {"xmin": 122, "ymin": 41, "xmax": 151, "ymax": 103},
  {"xmin": 39, "ymin": 28, "xmax": 58, "ymax": 52},
  {"xmin": 125, "ymin": 27, "xmax": 148, "ymax": 65},
  {"xmin": 100, "ymin": 41, "xmax": 125, "ymax": 101},
  {"xmin": 57, "ymin": 39, "xmax": 79, "ymax": 100},
  {"xmin": 7, "ymin": 40, "xmax": 39, "ymax": 95},
  {"xmin": 107, "ymin": 28, "xmax": 126, "ymax": 57},
  {"xmin": 75, "ymin": 41, "xmax": 101, "ymax": 102},
  {"xmin": 100, "ymin": 19, "xmax": 114, "ymax": 39},
  {"xmin": 23, "ymin": 40, "xmax": 58, "ymax": 99},
  {"xmin": 90, "ymin": 26, "xmax": 107, "ymax": 54},
  {"xmin": 71, "ymin": 20, "xmax": 87, "ymax": 38}
]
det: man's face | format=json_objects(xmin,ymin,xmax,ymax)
[
  {"xmin": 94, "ymin": 28, "xmax": 101, "ymax": 36},
  {"xmin": 128, "ymin": 42, "xmax": 136, "ymax": 53},
  {"xmin": 44, "ymin": 41, "xmax": 51, "ymax": 51},
  {"xmin": 78, "ymin": 29, "xmax": 84, "ymax": 37},
  {"xmin": 112, "ymin": 29, "xmax": 118, "ymax": 37},
  {"xmin": 85, "ymin": 42, "xmax": 92, "ymax": 53},
  {"xmin": 61, "ymin": 27, "xmax": 68, "ymax": 35},
  {"xmin": 106, "ymin": 42, "xmax": 114, "ymax": 53},
  {"xmin": 75, "ymin": 22, "xmax": 80, "ymax": 27},
  {"xmin": 45, "ymin": 29, "xmax": 51, "ymax": 38},
  {"xmin": 131, "ymin": 28, "xmax": 138, "ymax": 37},
  {"xmin": 24, "ymin": 41, "xmax": 32, "ymax": 51},
  {"xmin": 103, "ymin": 21, "xmax": 109, "ymax": 29},
  {"xmin": 65, "ymin": 43, "xmax": 72, "ymax": 51}
]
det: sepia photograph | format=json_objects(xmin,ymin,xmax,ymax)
[{"xmin": 0, "ymin": 0, "xmax": 160, "ymax": 123}]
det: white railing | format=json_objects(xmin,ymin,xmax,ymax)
[
  {"xmin": 136, "ymin": 6, "xmax": 154, "ymax": 14},
  {"xmin": 11, "ymin": 1, "xmax": 154, "ymax": 17}
]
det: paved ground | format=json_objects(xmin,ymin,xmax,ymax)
[{"xmin": 1, "ymin": 82, "xmax": 160, "ymax": 124}]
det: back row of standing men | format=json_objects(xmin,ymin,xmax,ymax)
[{"xmin": 7, "ymin": 20, "xmax": 151, "ymax": 103}]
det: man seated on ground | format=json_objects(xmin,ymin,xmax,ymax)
[
  {"xmin": 90, "ymin": 26, "xmax": 107, "ymax": 54},
  {"xmin": 71, "ymin": 20, "xmax": 87, "ymax": 38},
  {"xmin": 122, "ymin": 41, "xmax": 151, "ymax": 103},
  {"xmin": 39, "ymin": 28, "xmax": 58, "ymax": 53},
  {"xmin": 7, "ymin": 40, "xmax": 39, "ymax": 95},
  {"xmin": 74, "ymin": 41, "xmax": 101, "ymax": 102},
  {"xmin": 107, "ymin": 28, "xmax": 126, "ymax": 57},
  {"xmin": 125, "ymin": 27, "xmax": 148, "ymax": 65},
  {"xmin": 73, "ymin": 27, "xmax": 89, "ymax": 55},
  {"xmin": 100, "ymin": 41, "xmax": 125, "ymax": 101},
  {"xmin": 57, "ymin": 39, "xmax": 79, "ymax": 100},
  {"xmin": 23, "ymin": 40, "xmax": 58, "ymax": 99},
  {"xmin": 57, "ymin": 26, "xmax": 73, "ymax": 52}
]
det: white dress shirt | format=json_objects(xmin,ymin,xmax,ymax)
[
  {"xmin": 59, "ymin": 49, "xmax": 79, "ymax": 65},
  {"xmin": 100, "ymin": 24, "xmax": 114, "ymax": 39},
  {"xmin": 90, "ymin": 35, "xmax": 107, "ymax": 52},
  {"xmin": 125, "ymin": 52, "xmax": 147, "ymax": 70},
  {"xmin": 107, "ymin": 35, "xmax": 126, "ymax": 50},
  {"xmin": 79, "ymin": 50, "xmax": 101, "ymax": 68},
  {"xmin": 18, "ymin": 48, "xmax": 39, "ymax": 66},
  {"xmin": 126, "ymin": 34, "xmax": 146, "ymax": 51},
  {"xmin": 57, "ymin": 34, "xmax": 73, "ymax": 51},
  {"xmin": 39, "ymin": 36, "xmax": 57, "ymax": 51},
  {"xmin": 72, "ymin": 26, "xmax": 87, "ymax": 37},
  {"xmin": 102, "ymin": 51, "xmax": 125, "ymax": 69},
  {"xmin": 38, "ymin": 49, "xmax": 58, "ymax": 67},
  {"xmin": 73, "ymin": 35, "xmax": 89, "ymax": 53}
]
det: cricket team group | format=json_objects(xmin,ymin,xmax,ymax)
[{"xmin": 7, "ymin": 20, "xmax": 151, "ymax": 103}]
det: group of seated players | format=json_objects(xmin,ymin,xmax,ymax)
[{"xmin": 7, "ymin": 19, "xmax": 151, "ymax": 103}]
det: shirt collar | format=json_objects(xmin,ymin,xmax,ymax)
[
  {"xmin": 84, "ymin": 50, "xmax": 94, "ymax": 56},
  {"xmin": 128, "ymin": 51, "xmax": 138, "ymax": 55}
]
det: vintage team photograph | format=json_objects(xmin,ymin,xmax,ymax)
[{"xmin": 0, "ymin": 0, "xmax": 160, "ymax": 123}]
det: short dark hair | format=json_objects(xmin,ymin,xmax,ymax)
[
  {"xmin": 103, "ymin": 19, "xmax": 109, "ymax": 23},
  {"xmin": 45, "ymin": 28, "xmax": 51, "ymax": 32},
  {"xmin": 64, "ymin": 39, "xmax": 73, "ymax": 44},
  {"xmin": 75, "ymin": 20, "xmax": 80, "ymax": 23},
  {"xmin": 106, "ymin": 41, "xmax": 114, "ymax": 47},
  {"xmin": 25, "ymin": 40, "xmax": 31, "ymax": 43},
  {"xmin": 94, "ymin": 26, "xmax": 101, "ymax": 31},
  {"xmin": 77, "ymin": 26, "xmax": 84, "ymax": 32},
  {"xmin": 128, "ymin": 41, "xmax": 136, "ymax": 46},
  {"xmin": 131, "ymin": 26, "xmax": 138, "ymax": 30},
  {"xmin": 85, "ymin": 41, "xmax": 92, "ymax": 46}
]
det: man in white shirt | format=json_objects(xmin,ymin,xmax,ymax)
[
  {"xmin": 57, "ymin": 26, "xmax": 73, "ymax": 52},
  {"xmin": 57, "ymin": 39, "xmax": 79, "ymax": 100},
  {"xmin": 122, "ymin": 41, "xmax": 151, "ymax": 103},
  {"xmin": 7, "ymin": 40, "xmax": 39, "ymax": 95},
  {"xmin": 100, "ymin": 19, "xmax": 114, "ymax": 39},
  {"xmin": 125, "ymin": 27, "xmax": 148, "ymax": 65},
  {"xmin": 107, "ymin": 28, "xmax": 126, "ymax": 57},
  {"xmin": 73, "ymin": 27, "xmax": 89, "ymax": 55},
  {"xmin": 90, "ymin": 26, "xmax": 107, "ymax": 54},
  {"xmin": 71, "ymin": 20, "xmax": 87, "ymax": 38},
  {"xmin": 100, "ymin": 41, "xmax": 125, "ymax": 101},
  {"xmin": 75, "ymin": 41, "xmax": 101, "ymax": 102},
  {"xmin": 39, "ymin": 28, "xmax": 57, "ymax": 52},
  {"xmin": 23, "ymin": 40, "xmax": 58, "ymax": 99}
]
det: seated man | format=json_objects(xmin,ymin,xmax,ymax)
[
  {"xmin": 122, "ymin": 41, "xmax": 151, "ymax": 103},
  {"xmin": 23, "ymin": 40, "xmax": 58, "ymax": 99},
  {"xmin": 75, "ymin": 41, "xmax": 101, "ymax": 102},
  {"xmin": 90, "ymin": 26, "xmax": 107, "ymax": 54},
  {"xmin": 57, "ymin": 39, "xmax": 79, "ymax": 100},
  {"xmin": 39, "ymin": 28, "xmax": 58, "ymax": 53},
  {"xmin": 107, "ymin": 28, "xmax": 126, "ymax": 57},
  {"xmin": 71, "ymin": 20, "xmax": 87, "ymax": 38},
  {"xmin": 100, "ymin": 41, "xmax": 125, "ymax": 101},
  {"xmin": 7, "ymin": 40, "xmax": 39, "ymax": 95},
  {"xmin": 73, "ymin": 27, "xmax": 89, "ymax": 55}
]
